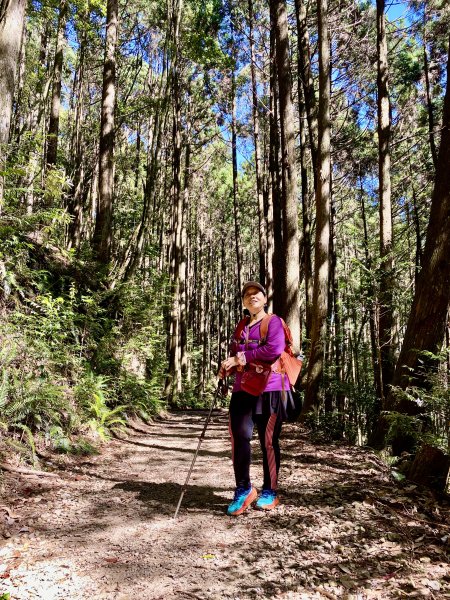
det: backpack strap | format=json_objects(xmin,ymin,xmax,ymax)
[
  {"xmin": 260, "ymin": 314, "xmax": 294, "ymax": 352},
  {"xmin": 259, "ymin": 313, "xmax": 274, "ymax": 343},
  {"xmin": 281, "ymin": 318, "xmax": 293, "ymax": 348},
  {"xmin": 233, "ymin": 316, "xmax": 250, "ymax": 341}
]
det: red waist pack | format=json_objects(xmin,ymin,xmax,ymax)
[{"xmin": 240, "ymin": 361, "xmax": 272, "ymax": 396}]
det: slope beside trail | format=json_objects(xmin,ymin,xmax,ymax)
[{"xmin": 1, "ymin": 411, "xmax": 449, "ymax": 600}]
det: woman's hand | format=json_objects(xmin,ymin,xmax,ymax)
[{"xmin": 221, "ymin": 356, "xmax": 239, "ymax": 371}]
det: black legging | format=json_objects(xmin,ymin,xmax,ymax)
[{"xmin": 228, "ymin": 391, "xmax": 283, "ymax": 490}]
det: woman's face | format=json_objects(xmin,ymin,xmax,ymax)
[{"xmin": 243, "ymin": 287, "xmax": 267, "ymax": 314}]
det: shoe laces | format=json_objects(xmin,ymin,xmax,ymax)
[{"xmin": 261, "ymin": 489, "xmax": 276, "ymax": 498}]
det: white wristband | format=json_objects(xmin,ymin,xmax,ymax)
[{"xmin": 236, "ymin": 352, "xmax": 247, "ymax": 366}]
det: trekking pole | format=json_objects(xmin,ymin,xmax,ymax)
[{"xmin": 173, "ymin": 379, "xmax": 226, "ymax": 519}]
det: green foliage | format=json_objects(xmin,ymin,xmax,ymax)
[
  {"xmin": 304, "ymin": 409, "xmax": 358, "ymax": 444},
  {"xmin": 384, "ymin": 411, "xmax": 422, "ymax": 455},
  {"xmin": 75, "ymin": 371, "xmax": 127, "ymax": 440},
  {"xmin": 184, "ymin": 0, "xmax": 228, "ymax": 69},
  {"xmin": 15, "ymin": 424, "xmax": 38, "ymax": 466},
  {"xmin": 47, "ymin": 426, "xmax": 98, "ymax": 455},
  {"xmin": 0, "ymin": 211, "xmax": 168, "ymax": 455},
  {"xmin": 386, "ymin": 357, "xmax": 450, "ymax": 454},
  {"xmin": 1, "ymin": 0, "xmax": 450, "ymax": 466},
  {"xmin": 0, "ymin": 342, "xmax": 70, "ymax": 429},
  {"xmin": 48, "ymin": 425, "xmax": 72, "ymax": 453}
]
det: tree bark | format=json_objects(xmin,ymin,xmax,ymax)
[
  {"xmin": 408, "ymin": 444, "xmax": 450, "ymax": 493},
  {"xmin": 370, "ymin": 37, "xmax": 450, "ymax": 451},
  {"xmin": 423, "ymin": 7, "xmax": 438, "ymax": 170},
  {"xmin": 180, "ymin": 138, "xmax": 190, "ymax": 377},
  {"xmin": 0, "ymin": 0, "xmax": 27, "ymax": 205},
  {"xmin": 273, "ymin": 0, "xmax": 301, "ymax": 349},
  {"xmin": 67, "ymin": 22, "xmax": 87, "ymax": 249},
  {"xmin": 248, "ymin": 0, "xmax": 266, "ymax": 287},
  {"xmin": 301, "ymin": 0, "xmax": 331, "ymax": 417},
  {"xmin": 45, "ymin": 0, "xmax": 67, "ymax": 170},
  {"xmin": 231, "ymin": 65, "xmax": 243, "ymax": 300},
  {"xmin": 296, "ymin": 27, "xmax": 313, "ymax": 343},
  {"xmin": 92, "ymin": 0, "xmax": 118, "ymax": 265},
  {"xmin": 269, "ymin": 0, "xmax": 283, "ymax": 313},
  {"xmin": 294, "ymin": 0, "xmax": 318, "ymax": 188},
  {"xmin": 164, "ymin": 0, "xmax": 184, "ymax": 402},
  {"xmin": 359, "ymin": 177, "xmax": 383, "ymax": 426},
  {"xmin": 377, "ymin": 0, "xmax": 395, "ymax": 399}
]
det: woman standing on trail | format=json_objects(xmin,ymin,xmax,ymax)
[{"xmin": 220, "ymin": 281, "xmax": 293, "ymax": 516}]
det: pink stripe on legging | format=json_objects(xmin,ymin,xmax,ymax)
[
  {"xmin": 265, "ymin": 414, "xmax": 278, "ymax": 490},
  {"xmin": 228, "ymin": 416, "xmax": 235, "ymax": 464}
]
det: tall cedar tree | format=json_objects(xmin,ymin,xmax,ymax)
[
  {"xmin": 272, "ymin": 0, "xmax": 301, "ymax": 349},
  {"xmin": 248, "ymin": 0, "xmax": 266, "ymax": 287},
  {"xmin": 376, "ymin": 0, "xmax": 395, "ymax": 401},
  {"xmin": 92, "ymin": 0, "xmax": 118, "ymax": 265},
  {"xmin": 165, "ymin": 0, "xmax": 184, "ymax": 400},
  {"xmin": 45, "ymin": 0, "xmax": 67, "ymax": 170},
  {"xmin": 301, "ymin": 0, "xmax": 331, "ymax": 416},
  {"xmin": 0, "ymin": 0, "xmax": 27, "ymax": 203},
  {"xmin": 370, "ymin": 36, "xmax": 450, "ymax": 452}
]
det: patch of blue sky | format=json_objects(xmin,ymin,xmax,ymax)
[{"xmin": 385, "ymin": 1, "xmax": 410, "ymax": 23}]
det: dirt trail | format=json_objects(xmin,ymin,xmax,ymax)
[{"xmin": 1, "ymin": 411, "xmax": 449, "ymax": 600}]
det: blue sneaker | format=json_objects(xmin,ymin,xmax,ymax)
[
  {"xmin": 255, "ymin": 489, "xmax": 279, "ymax": 510},
  {"xmin": 227, "ymin": 485, "xmax": 257, "ymax": 516}
]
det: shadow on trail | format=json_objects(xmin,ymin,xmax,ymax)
[
  {"xmin": 281, "ymin": 450, "xmax": 385, "ymax": 475},
  {"xmin": 114, "ymin": 436, "xmax": 231, "ymax": 459},
  {"xmin": 113, "ymin": 480, "xmax": 230, "ymax": 515},
  {"xmin": 126, "ymin": 430, "xmax": 229, "ymax": 440}
]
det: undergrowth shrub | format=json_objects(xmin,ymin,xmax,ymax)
[
  {"xmin": 384, "ymin": 369, "xmax": 450, "ymax": 457},
  {"xmin": 304, "ymin": 380, "xmax": 377, "ymax": 444},
  {"xmin": 0, "ymin": 226, "xmax": 169, "ymax": 460},
  {"xmin": 74, "ymin": 370, "xmax": 127, "ymax": 440}
]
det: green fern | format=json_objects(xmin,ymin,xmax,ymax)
[
  {"xmin": 15, "ymin": 424, "xmax": 37, "ymax": 465},
  {"xmin": 0, "ymin": 369, "xmax": 8, "ymax": 410}
]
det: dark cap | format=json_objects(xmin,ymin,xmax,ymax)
[{"xmin": 241, "ymin": 281, "xmax": 267, "ymax": 297}]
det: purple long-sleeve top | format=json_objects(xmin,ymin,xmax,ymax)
[{"xmin": 232, "ymin": 315, "xmax": 290, "ymax": 393}]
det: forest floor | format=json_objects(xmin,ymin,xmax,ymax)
[{"xmin": 0, "ymin": 411, "xmax": 449, "ymax": 600}]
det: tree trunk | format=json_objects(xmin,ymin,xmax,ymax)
[
  {"xmin": 22, "ymin": 22, "xmax": 50, "ymax": 215},
  {"xmin": 231, "ymin": 64, "xmax": 243, "ymax": 301},
  {"xmin": 45, "ymin": 0, "xmax": 67, "ymax": 171},
  {"xmin": 359, "ymin": 177, "xmax": 383, "ymax": 426},
  {"xmin": 180, "ymin": 138, "xmax": 190, "ymax": 377},
  {"xmin": 423, "ymin": 8, "xmax": 438, "ymax": 170},
  {"xmin": 297, "ymin": 29, "xmax": 313, "ymax": 343},
  {"xmin": 164, "ymin": 0, "xmax": 184, "ymax": 402},
  {"xmin": 269, "ymin": 0, "xmax": 282, "ymax": 313},
  {"xmin": 120, "ymin": 72, "xmax": 170, "ymax": 283},
  {"xmin": 67, "ymin": 24, "xmax": 87, "ymax": 249},
  {"xmin": 370, "ymin": 37, "xmax": 450, "ymax": 451},
  {"xmin": 392, "ymin": 36, "xmax": 450, "ymax": 391},
  {"xmin": 301, "ymin": 0, "xmax": 331, "ymax": 417},
  {"xmin": 408, "ymin": 444, "xmax": 449, "ymax": 493},
  {"xmin": 273, "ymin": 0, "xmax": 301, "ymax": 349},
  {"xmin": 0, "ymin": 0, "xmax": 27, "ymax": 205},
  {"xmin": 92, "ymin": 0, "xmax": 118, "ymax": 265},
  {"xmin": 10, "ymin": 13, "xmax": 26, "ymax": 145},
  {"xmin": 294, "ymin": 0, "xmax": 318, "ymax": 187},
  {"xmin": 248, "ymin": 0, "xmax": 266, "ymax": 287},
  {"xmin": 377, "ymin": 0, "xmax": 395, "ymax": 399},
  {"xmin": 408, "ymin": 156, "xmax": 423, "ymax": 284}
]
